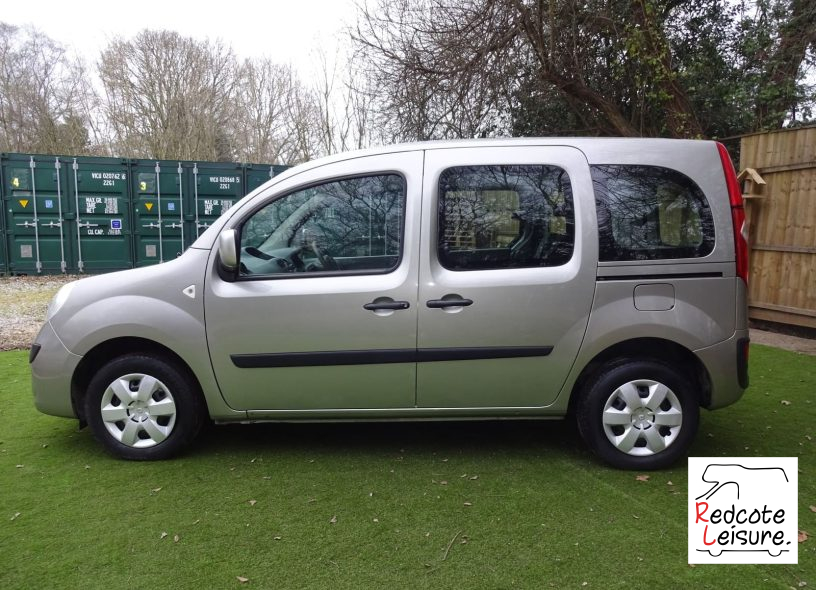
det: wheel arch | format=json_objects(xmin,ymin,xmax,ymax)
[
  {"xmin": 71, "ymin": 337, "xmax": 206, "ymax": 423},
  {"xmin": 567, "ymin": 337, "xmax": 712, "ymax": 417}
]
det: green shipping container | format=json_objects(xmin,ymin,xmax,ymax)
[
  {"xmin": 190, "ymin": 162, "xmax": 244, "ymax": 243},
  {"xmin": 0, "ymin": 207, "xmax": 6, "ymax": 274},
  {"xmin": 0, "ymin": 153, "xmax": 289, "ymax": 274},
  {"xmin": 3, "ymin": 155, "xmax": 74, "ymax": 273},
  {"xmin": 0, "ymin": 164, "xmax": 7, "ymax": 274},
  {"xmin": 69, "ymin": 158, "xmax": 132, "ymax": 272},
  {"xmin": 132, "ymin": 161, "xmax": 185, "ymax": 267}
]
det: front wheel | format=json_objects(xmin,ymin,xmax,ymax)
[
  {"xmin": 576, "ymin": 359, "xmax": 699, "ymax": 470},
  {"xmin": 84, "ymin": 354, "xmax": 206, "ymax": 460}
]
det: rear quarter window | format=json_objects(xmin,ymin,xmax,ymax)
[{"xmin": 591, "ymin": 165, "xmax": 715, "ymax": 261}]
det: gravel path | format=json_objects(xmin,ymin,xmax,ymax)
[
  {"xmin": 750, "ymin": 328, "xmax": 816, "ymax": 355},
  {"xmin": 0, "ymin": 275, "xmax": 78, "ymax": 350}
]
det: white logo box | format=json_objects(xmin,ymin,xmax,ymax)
[{"xmin": 688, "ymin": 457, "xmax": 798, "ymax": 564}]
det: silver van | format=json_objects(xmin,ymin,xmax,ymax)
[{"xmin": 30, "ymin": 138, "xmax": 750, "ymax": 469}]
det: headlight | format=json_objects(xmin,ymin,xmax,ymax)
[{"xmin": 46, "ymin": 282, "xmax": 76, "ymax": 321}]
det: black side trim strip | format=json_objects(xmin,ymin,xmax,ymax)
[
  {"xmin": 416, "ymin": 346, "xmax": 553, "ymax": 362},
  {"xmin": 232, "ymin": 349, "xmax": 413, "ymax": 368},
  {"xmin": 230, "ymin": 346, "xmax": 553, "ymax": 368},
  {"xmin": 596, "ymin": 272, "xmax": 723, "ymax": 281}
]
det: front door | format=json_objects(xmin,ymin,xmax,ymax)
[
  {"xmin": 205, "ymin": 151, "xmax": 423, "ymax": 411},
  {"xmin": 416, "ymin": 146, "xmax": 597, "ymax": 408}
]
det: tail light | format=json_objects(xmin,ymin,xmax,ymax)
[{"xmin": 717, "ymin": 143, "xmax": 748, "ymax": 285}]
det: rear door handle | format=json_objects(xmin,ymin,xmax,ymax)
[
  {"xmin": 364, "ymin": 300, "xmax": 410, "ymax": 311},
  {"xmin": 426, "ymin": 298, "xmax": 473, "ymax": 309}
]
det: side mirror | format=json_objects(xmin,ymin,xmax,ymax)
[{"xmin": 218, "ymin": 229, "xmax": 238, "ymax": 276}]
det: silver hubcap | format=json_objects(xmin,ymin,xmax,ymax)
[
  {"xmin": 601, "ymin": 379, "xmax": 683, "ymax": 456},
  {"xmin": 100, "ymin": 373, "xmax": 177, "ymax": 448}
]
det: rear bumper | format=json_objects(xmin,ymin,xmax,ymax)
[
  {"xmin": 30, "ymin": 321, "xmax": 82, "ymax": 418},
  {"xmin": 694, "ymin": 329, "xmax": 750, "ymax": 410}
]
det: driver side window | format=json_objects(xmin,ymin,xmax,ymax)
[{"xmin": 239, "ymin": 174, "xmax": 406, "ymax": 277}]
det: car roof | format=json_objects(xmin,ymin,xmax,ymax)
[{"xmin": 271, "ymin": 137, "xmax": 718, "ymax": 185}]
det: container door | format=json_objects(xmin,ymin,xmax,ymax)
[
  {"xmin": 416, "ymin": 146, "xmax": 597, "ymax": 408},
  {"xmin": 3, "ymin": 156, "xmax": 72, "ymax": 274},
  {"xmin": 70, "ymin": 159, "xmax": 132, "ymax": 272},
  {"xmin": 133, "ymin": 162, "xmax": 185, "ymax": 266},
  {"xmin": 0, "ymin": 182, "xmax": 7, "ymax": 275},
  {"xmin": 190, "ymin": 163, "xmax": 243, "ymax": 242}
]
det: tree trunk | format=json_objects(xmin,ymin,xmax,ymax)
[{"xmin": 754, "ymin": 0, "xmax": 816, "ymax": 129}]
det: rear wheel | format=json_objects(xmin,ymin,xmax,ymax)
[
  {"xmin": 84, "ymin": 354, "xmax": 205, "ymax": 460},
  {"xmin": 576, "ymin": 359, "xmax": 699, "ymax": 470}
]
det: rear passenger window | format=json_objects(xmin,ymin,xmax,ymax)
[
  {"xmin": 438, "ymin": 165, "xmax": 574, "ymax": 270},
  {"xmin": 591, "ymin": 165, "xmax": 714, "ymax": 261}
]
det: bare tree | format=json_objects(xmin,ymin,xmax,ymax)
[
  {"xmin": 0, "ymin": 22, "xmax": 377, "ymax": 164},
  {"xmin": 230, "ymin": 57, "xmax": 337, "ymax": 165},
  {"xmin": 310, "ymin": 43, "xmax": 376, "ymax": 156},
  {"xmin": 0, "ymin": 23, "xmax": 95, "ymax": 154},
  {"xmin": 282, "ymin": 78, "xmax": 322, "ymax": 163},
  {"xmin": 313, "ymin": 46, "xmax": 345, "ymax": 155},
  {"xmin": 353, "ymin": 0, "xmax": 519, "ymax": 141},
  {"xmin": 231, "ymin": 58, "xmax": 298, "ymax": 163},
  {"xmin": 98, "ymin": 30, "xmax": 238, "ymax": 160}
]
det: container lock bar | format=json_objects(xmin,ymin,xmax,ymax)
[
  {"xmin": 29, "ymin": 157, "xmax": 42, "ymax": 273},
  {"xmin": 73, "ymin": 159, "xmax": 84, "ymax": 272},
  {"xmin": 193, "ymin": 163, "xmax": 201, "ymax": 237},
  {"xmin": 155, "ymin": 162, "xmax": 163, "ymax": 263},
  {"xmin": 177, "ymin": 163, "xmax": 185, "ymax": 252},
  {"xmin": 54, "ymin": 158, "xmax": 66, "ymax": 273}
]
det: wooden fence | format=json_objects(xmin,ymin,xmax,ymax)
[{"xmin": 739, "ymin": 126, "xmax": 816, "ymax": 329}]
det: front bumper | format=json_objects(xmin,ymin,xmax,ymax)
[{"xmin": 30, "ymin": 321, "xmax": 82, "ymax": 418}]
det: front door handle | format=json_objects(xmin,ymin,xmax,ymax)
[
  {"xmin": 426, "ymin": 298, "xmax": 473, "ymax": 309},
  {"xmin": 364, "ymin": 300, "xmax": 410, "ymax": 311}
]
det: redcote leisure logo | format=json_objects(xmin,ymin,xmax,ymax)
[{"xmin": 688, "ymin": 457, "xmax": 798, "ymax": 564}]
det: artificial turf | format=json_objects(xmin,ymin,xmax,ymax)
[{"xmin": 1, "ymin": 345, "xmax": 813, "ymax": 589}]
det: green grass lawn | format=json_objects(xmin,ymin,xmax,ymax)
[{"xmin": 1, "ymin": 345, "xmax": 813, "ymax": 589}]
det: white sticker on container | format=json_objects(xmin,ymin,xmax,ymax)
[{"xmin": 86, "ymin": 197, "xmax": 102, "ymax": 214}]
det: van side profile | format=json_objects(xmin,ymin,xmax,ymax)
[{"xmin": 30, "ymin": 138, "xmax": 749, "ymax": 469}]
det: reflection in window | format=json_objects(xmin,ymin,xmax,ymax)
[
  {"xmin": 591, "ymin": 165, "xmax": 714, "ymax": 261},
  {"xmin": 240, "ymin": 174, "xmax": 405, "ymax": 276},
  {"xmin": 438, "ymin": 165, "xmax": 574, "ymax": 270}
]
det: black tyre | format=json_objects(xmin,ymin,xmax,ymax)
[
  {"xmin": 576, "ymin": 359, "xmax": 699, "ymax": 470},
  {"xmin": 84, "ymin": 354, "xmax": 206, "ymax": 460}
]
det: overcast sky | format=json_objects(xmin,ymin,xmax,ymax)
[{"xmin": 3, "ymin": 0, "xmax": 359, "ymax": 82}]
